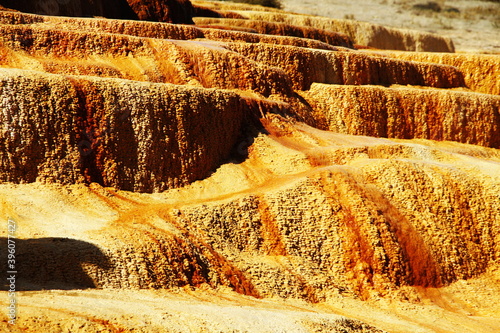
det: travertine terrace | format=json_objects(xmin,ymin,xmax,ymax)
[{"xmin": 0, "ymin": 0, "xmax": 499, "ymax": 332}]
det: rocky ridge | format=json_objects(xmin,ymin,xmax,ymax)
[{"xmin": 0, "ymin": 1, "xmax": 499, "ymax": 332}]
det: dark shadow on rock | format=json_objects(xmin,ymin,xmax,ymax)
[
  {"xmin": 0, "ymin": 237, "xmax": 110, "ymax": 291},
  {"xmin": 0, "ymin": 0, "xmax": 138, "ymax": 19}
]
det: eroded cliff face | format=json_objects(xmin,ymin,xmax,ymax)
[
  {"xmin": 224, "ymin": 42, "xmax": 464, "ymax": 90},
  {"xmin": 0, "ymin": 68, "xmax": 255, "ymax": 192},
  {"xmin": 73, "ymin": 118, "xmax": 499, "ymax": 300},
  {"xmin": 193, "ymin": 17, "xmax": 355, "ymax": 49},
  {"xmin": 1, "ymin": 118, "xmax": 499, "ymax": 332},
  {"xmin": 218, "ymin": 9, "xmax": 455, "ymax": 52},
  {"xmin": 301, "ymin": 84, "xmax": 500, "ymax": 148},
  {"xmin": 0, "ymin": 1, "xmax": 499, "ymax": 332},
  {"xmin": 362, "ymin": 50, "xmax": 500, "ymax": 96}
]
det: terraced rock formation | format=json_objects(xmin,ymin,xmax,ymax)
[
  {"xmin": 210, "ymin": 9, "xmax": 455, "ymax": 52},
  {"xmin": 0, "ymin": 1, "xmax": 499, "ymax": 332},
  {"xmin": 362, "ymin": 50, "xmax": 500, "ymax": 96},
  {"xmin": 302, "ymin": 84, "xmax": 500, "ymax": 148}
]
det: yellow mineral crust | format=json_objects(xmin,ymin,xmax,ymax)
[{"xmin": 0, "ymin": 1, "xmax": 499, "ymax": 332}]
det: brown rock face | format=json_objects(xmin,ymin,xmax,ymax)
[
  {"xmin": 301, "ymin": 84, "xmax": 500, "ymax": 148},
  {"xmin": 224, "ymin": 42, "xmax": 464, "ymax": 90},
  {"xmin": 126, "ymin": 0, "xmax": 194, "ymax": 23},
  {"xmin": 1, "ymin": 118, "xmax": 499, "ymax": 331},
  {"xmin": 0, "ymin": 2, "xmax": 499, "ymax": 332},
  {"xmin": 227, "ymin": 10, "xmax": 455, "ymax": 52},
  {"xmin": 363, "ymin": 51, "xmax": 500, "ymax": 95},
  {"xmin": 0, "ymin": 0, "xmax": 138, "ymax": 19},
  {"xmin": 0, "ymin": 69, "xmax": 250, "ymax": 192},
  {"xmin": 194, "ymin": 17, "xmax": 355, "ymax": 49}
]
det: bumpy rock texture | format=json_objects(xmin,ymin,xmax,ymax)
[
  {"xmin": 222, "ymin": 10, "xmax": 455, "ymax": 52},
  {"xmin": 193, "ymin": 17, "xmax": 355, "ymax": 49},
  {"xmin": 0, "ymin": 1, "xmax": 499, "ymax": 332},
  {"xmin": 301, "ymin": 84, "xmax": 500, "ymax": 148},
  {"xmin": 362, "ymin": 51, "xmax": 500, "ymax": 96},
  {"xmin": 224, "ymin": 42, "xmax": 464, "ymax": 90},
  {"xmin": 0, "ymin": 69, "xmax": 252, "ymax": 192}
]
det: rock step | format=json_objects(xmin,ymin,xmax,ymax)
[
  {"xmin": 0, "ymin": 0, "xmax": 194, "ymax": 24},
  {"xmin": 0, "ymin": 24, "xmax": 293, "ymax": 96},
  {"xmin": 230, "ymin": 10, "xmax": 455, "ymax": 52},
  {"xmin": 0, "ymin": 68, "xmax": 288, "ymax": 192},
  {"xmin": 4, "ymin": 129, "xmax": 499, "ymax": 300},
  {"xmin": 301, "ymin": 83, "xmax": 500, "ymax": 148},
  {"xmin": 193, "ymin": 17, "xmax": 355, "ymax": 49},
  {"xmin": 225, "ymin": 43, "xmax": 465, "ymax": 90},
  {"xmin": 0, "ymin": 10, "xmax": 338, "ymax": 51},
  {"xmin": 363, "ymin": 50, "xmax": 500, "ymax": 95}
]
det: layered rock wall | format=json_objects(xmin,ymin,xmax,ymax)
[
  {"xmin": 0, "ymin": 10, "xmax": 339, "ymax": 51},
  {"xmin": 301, "ymin": 84, "xmax": 500, "ymax": 148},
  {"xmin": 302, "ymin": 84, "xmax": 500, "ymax": 148},
  {"xmin": 193, "ymin": 17, "xmax": 354, "ymax": 48},
  {"xmin": 364, "ymin": 51, "xmax": 500, "ymax": 95},
  {"xmin": 3, "ymin": 120, "xmax": 499, "ymax": 302},
  {"xmin": 225, "ymin": 43, "xmax": 464, "ymax": 90},
  {"xmin": 230, "ymin": 11, "xmax": 455, "ymax": 52},
  {"xmin": 0, "ymin": 2, "xmax": 500, "ymax": 331},
  {"xmin": 126, "ymin": 0, "xmax": 194, "ymax": 23},
  {"xmin": 0, "ymin": 69, "xmax": 249, "ymax": 192},
  {"xmin": 0, "ymin": 23, "xmax": 293, "ymax": 95}
]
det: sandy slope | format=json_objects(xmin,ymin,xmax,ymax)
[{"xmin": 2, "ymin": 281, "xmax": 500, "ymax": 332}]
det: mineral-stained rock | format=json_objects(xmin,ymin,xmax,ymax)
[
  {"xmin": 0, "ymin": 24, "xmax": 293, "ymax": 95},
  {"xmin": 193, "ymin": 17, "xmax": 355, "ymax": 48},
  {"xmin": 0, "ymin": 1, "xmax": 499, "ymax": 332},
  {"xmin": 126, "ymin": 0, "xmax": 194, "ymax": 24},
  {"xmin": 0, "ymin": 10, "xmax": 339, "ymax": 51},
  {"xmin": 229, "ymin": 10, "xmax": 455, "ymax": 52},
  {"xmin": 301, "ymin": 83, "xmax": 500, "ymax": 148},
  {"xmin": 224, "ymin": 42, "xmax": 464, "ymax": 90},
  {"xmin": 0, "ymin": 68, "xmax": 254, "ymax": 192},
  {"xmin": 0, "ymin": 0, "xmax": 138, "ymax": 19},
  {"xmin": 200, "ymin": 27, "xmax": 339, "ymax": 50},
  {"xmin": 192, "ymin": 0, "xmax": 283, "ymax": 13},
  {"xmin": 1, "ymin": 117, "xmax": 499, "ymax": 316},
  {"xmin": 363, "ymin": 50, "xmax": 500, "ymax": 95},
  {"xmin": 0, "ymin": 10, "xmax": 202, "ymax": 37}
]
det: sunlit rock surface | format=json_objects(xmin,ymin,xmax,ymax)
[{"xmin": 0, "ymin": 1, "xmax": 499, "ymax": 332}]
